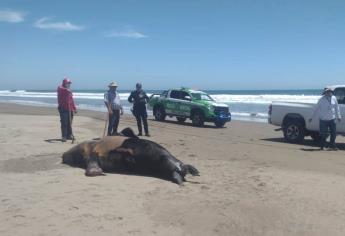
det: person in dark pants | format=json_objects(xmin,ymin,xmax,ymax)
[
  {"xmin": 128, "ymin": 83, "xmax": 150, "ymax": 136},
  {"xmin": 104, "ymin": 82, "xmax": 123, "ymax": 136},
  {"xmin": 57, "ymin": 78, "xmax": 77, "ymax": 142},
  {"xmin": 309, "ymin": 88, "xmax": 341, "ymax": 150}
]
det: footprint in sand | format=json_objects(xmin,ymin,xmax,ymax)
[
  {"xmin": 68, "ymin": 206, "xmax": 79, "ymax": 211},
  {"xmin": 201, "ymin": 185, "xmax": 210, "ymax": 190}
]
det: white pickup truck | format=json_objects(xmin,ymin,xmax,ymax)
[{"xmin": 268, "ymin": 85, "xmax": 345, "ymax": 143}]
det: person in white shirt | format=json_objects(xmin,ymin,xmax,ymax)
[
  {"xmin": 309, "ymin": 88, "xmax": 341, "ymax": 150},
  {"xmin": 104, "ymin": 82, "xmax": 123, "ymax": 135}
]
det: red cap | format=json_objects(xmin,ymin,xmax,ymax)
[{"xmin": 62, "ymin": 78, "xmax": 72, "ymax": 85}]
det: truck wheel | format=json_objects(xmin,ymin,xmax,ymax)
[
  {"xmin": 215, "ymin": 121, "xmax": 226, "ymax": 128},
  {"xmin": 154, "ymin": 106, "xmax": 166, "ymax": 121},
  {"xmin": 283, "ymin": 120, "xmax": 305, "ymax": 143},
  {"xmin": 192, "ymin": 111, "xmax": 204, "ymax": 127},
  {"xmin": 177, "ymin": 117, "xmax": 186, "ymax": 123}
]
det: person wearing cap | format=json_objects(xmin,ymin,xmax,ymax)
[
  {"xmin": 128, "ymin": 83, "xmax": 150, "ymax": 136},
  {"xmin": 104, "ymin": 82, "xmax": 123, "ymax": 136},
  {"xmin": 309, "ymin": 87, "xmax": 341, "ymax": 150},
  {"xmin": 57, "ymin": 78, "xmax": 77, "ymax": 142}
]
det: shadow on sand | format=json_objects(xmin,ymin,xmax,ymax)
[
  {"xmin": 62, "ymin": 162, "xmax": 200, "ymax": 185},
  {"xmin": 261, "ymin": 137, "xmax": 345, "ymax": 152},
  {"xmin": 44, "ymin": 138, "xmax": 64, "ymax": 143},
  {"xmin": 44, "ymin": 138, "xmax": 76, "ymax": 144},
  {"xmin": 148, "ymin": 118, "xmax": 225, "ymax": 129}
]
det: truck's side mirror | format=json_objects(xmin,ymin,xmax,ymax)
[{"xmin": 184, "ymin": 95, "xmax": 192, "ymax": 101}]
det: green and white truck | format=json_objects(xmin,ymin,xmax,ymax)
[{"xmin": 148, "ymin": 88, "xmax": 231, "ymax": 127}]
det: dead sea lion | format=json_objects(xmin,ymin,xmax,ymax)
[{"xmin": 62, "ymin": 128, "xmax": 199, "ymax": 185}]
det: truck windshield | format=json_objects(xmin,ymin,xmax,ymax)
[{"xmin": 191, "ymin": 93, "xmax": 214, "ymax": 101}]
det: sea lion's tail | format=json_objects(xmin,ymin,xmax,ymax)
[{"xmin": 183, "ymin": 164, "xmax": 200, "ymax": 176}]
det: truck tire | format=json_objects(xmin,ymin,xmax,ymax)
[
  {"xmin": 154, "ymin": 106, "xmax": 166, "ymax": 121},
  {"xmin": 192, "ymin": 111, "xmax": 204, "ymax": 127},
  {"xmin": 283, "ymin": 120, "xmax": 305, "ymax": 143},
  {"xmin": 215, "ymin": 121, "xmax": 226, "ymax": 128},
  {"xmin": 176, "ymin": 117, "xmax": 186, "ymax": 123}
]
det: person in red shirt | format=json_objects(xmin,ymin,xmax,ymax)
[{"xmin": 57, "ymin": 78, "xmax": 77, "ymax": 142}]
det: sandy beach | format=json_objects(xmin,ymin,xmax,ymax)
[{"xmin": 1, "ymin": 103, "xmax": 345, "ymax": 236}]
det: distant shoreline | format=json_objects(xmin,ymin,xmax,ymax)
[
  {"xmin": 1, "ymin": 88, "xmax": 323, "ymax": 94},
  {"xmin": 0, "ymin": 89, "xmax": 322, "ymax": 123}
]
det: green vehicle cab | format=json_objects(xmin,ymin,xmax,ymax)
[{"xmin": 148, "ymin": 88, "xmax": 231, "ymax": 127}]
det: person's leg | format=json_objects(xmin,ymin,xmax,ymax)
[
  {"xmin": 329, "ymin": 119, "xmax": 337, "ymax": 149},
  {"xmin": 112, "ymin": 110, "xmax": 120, "ymax": 134},
  {"xmin": 319, "ymin": 120, "xmax": 327, "ymax": 150},
  {"xmin": 142, "ymin": 109, "xmax": 149, "ymax": 135},
  {"xmin": 67, "ymin": 111, "xmax": 74, "ymax": 138},
  {"xmin": 61, "ymin": 109, "xmax": 70, "ymax": 141},
  {"xmin": 58, "ymin": 108, "xmax": 65, "ymax": 139},
  {"xmin": 70, "ymin": 112, "xmax": 75, "ymax": 138},
  {"xmin": 107, "ymin": 112, "xmax": 113, "ymax": 136},
  {"xmin": 135, "ymin": 112, "xmax": 143, "ymax": 135}
]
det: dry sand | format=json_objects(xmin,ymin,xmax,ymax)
[{"xmin": 1, "ymin": 103, "xmax": 345, "ymax": 236}]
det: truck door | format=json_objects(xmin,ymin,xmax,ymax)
[
  {"xmin": 178, "ymin": 91, "xmax": 192, "ymax": 117},
  {"xmin": 333, "ymin": 87, "xmax": 345, "ymax": 133},
  {"xmin": 166, "ymin": 90, "xmax": 180, "ymax": 115}
]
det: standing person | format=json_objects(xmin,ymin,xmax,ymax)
[
  {"xmin": 128, "ymin": 83, "xmax": 150, "ymax": 136},
  {"xmin": 309, "ymin": 88, "xmax": 341, "ymax": 150},
  {"xmin": 104, "ymin": 82, "xmax": 123, "ymax": 136},
  {"xmin": 57, "ymin": 78, "xmax": 77, "ymax": 142}
]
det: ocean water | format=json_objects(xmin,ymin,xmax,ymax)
[{"xmin": 0, "ymin": 89, "xmax": 323, "ymax": 123}]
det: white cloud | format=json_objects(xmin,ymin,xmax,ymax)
[
  {"xmin": 0, "ymin": 9, "xmax": 26, "ymax": 23},
  {"xmin": 105, "ymin": 29, "xmax": 148, "ymax": 39},
  {"xmin": 34, "ymin": 17, "xmax": 84, "ymax": 31}
]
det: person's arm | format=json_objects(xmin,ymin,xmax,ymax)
[
  {"xmin": 57, "ymin": 87, "xmax": 61, "ymax": 106},
  {"xmin": 69, "ymin": 91, "xmax": 77, "ymax": 113},
  {"xmin": 118, "ymin": 93, "xmax": 123, "ymax": 115},
  {"xmin": 104, "ymin": 93, "xmax": 113, "ymax": 114},
  {"xmin": 128, "ymin": 92, "xmax": 134, "ymax": 103},
  {"xmin": 334, "ymin": 96, "xmax": 341, "ymax": 121},
  {"xmin": 309, "ymin": 98, "xmax": 322, "ymax": 122},
  {"xmin": 144, "ymin": 91, "xmax": 150, "ymax": 103}
]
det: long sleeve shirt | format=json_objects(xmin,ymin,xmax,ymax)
[
  {"xmin": 57, "ymin": 86, "xmax": 77, "ymax": 112},
  {"xmin": 104, "ymin": 91, "xmax": 122, "ymax": 110},
  {"xmin": 311, "ymin": 95, "xmax": 341, "ymax": 121}
]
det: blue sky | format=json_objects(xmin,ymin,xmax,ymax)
[{"xmin": 0, "ymin": 0, "xmax": 345, "ymax": 90}]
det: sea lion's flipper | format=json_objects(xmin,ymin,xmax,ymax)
[
  {"xmin": 85, "ymin": 155, "xmax": 104, "ymax": 177},
  {"xmin": 115, "ymin": 147, "xmax": 134, "ymax": 155},
  {"xmin": 183, "ymin": 164, "xmax": 200, "ymax": 176},
  {"xmin": 121, "ymin": 128, "xmax": 139, "ymax": 139},
  {"xmin": 172, "ymin": 171, "xmax": 184, "ymax": 185},
  {"xmin": 115, "ymin": 148, "xmax": 137, "ymax": 166}
]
